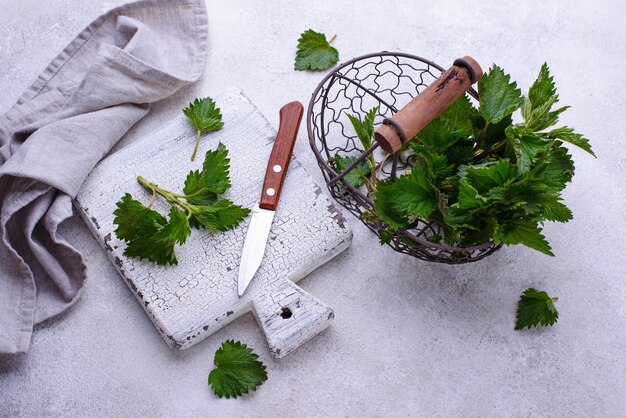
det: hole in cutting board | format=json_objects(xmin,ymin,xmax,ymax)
[{"xmin": 280, "ymin": 307, "xmax": 293, "ymax": 319}]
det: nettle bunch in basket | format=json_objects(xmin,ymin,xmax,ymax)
[{"xmin": 332, "ymin": 61, "xmax": 593, "ymax": 256}]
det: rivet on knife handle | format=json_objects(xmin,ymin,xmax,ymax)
[{"xmin": 259, "ymin": 101, "xmax": 304, "ymax": 211}]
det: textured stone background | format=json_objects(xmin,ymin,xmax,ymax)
[{"xmin": 1, "ymin": 0, "xmax": 625, "ymax": 416}]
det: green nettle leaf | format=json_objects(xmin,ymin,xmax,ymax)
[
  {"xmin": 444, "ymin": 180, "xmax": 493, "ymax": 233},
  {"xmin": 521, "ymin": 63, "xmax": 570, "ymax": 131},
  {"xmin": 191, "ymin": 199, "xmax": 251, "ymax": 233},
  {"xmin": 417, "ymin": 95, "xmax": 477, "ymax": 152},
  {"xmin": 113, "ymin": 194, "xmax": 161, "ymax": 242},
  {"xmin": 152, "ymin": 207, "xmax": 192, "ymax": 245},
  {"xmin": 113, "ymin": 142, "xmax": 250, "ymax": 266},
  {"xmin": 113, "ymin": 194, "xmax": 178, "ymax": 265},
  {"xmin": 515, "ymin": 288, "xmax": 559, "ymax": 330},
  {"xmin": 506, "ymin": 127, "xmax": 552, "ymax": 174},
  {"xmin": 478, "ymin": 65, "xmax": 524, "ymax": 124},
  {"xmin": 412, "ymin": 144, "xmax": 455, "ymax": 180},
  {"xmin": 184, "ymin": 97, "xmax": 224, "ymax": 133},
  {"xmin": 461, "ymin": 160, "xmax": 519, "ymax": 194},
  {"xmin": 208, "ymin": 340, "xmax": 268, "ymax": 399},
  {"xmin": 493, "ymin": 218, "xmax": 554, "ymax": 256},
  {"xmin": 477, "ymin": 114, "xmax": 513, "ymax": 148},
  {"xmin": 538, "ymin": 196, "xmax": 573, "ymax": 223},
  {"xmin": 184, "ymin": 170, "xmax": 218, "ymax": 207},
  {"xmin": 524, "ymin": 63, "xmax": 557, "ymax": 115},
  {"xmin": 504, "ymin": 179, "xmax": 572, "ymax": 223},
  {"xmin": 545, "ymin": 126, "xmax": 595, "ymax": 157},
  {"xmin": 344, "ymin": 107, "xmax": 378, "ymax": 184},
  {"xmin": 444, "ymin": 141, "xmax": 476, "ymax": 166},
  {"xmin": 374, "ymin": 166, "xmax": 438, "ymax": 228},
  {"xmin": 346, "ymin": 107, "xmax": 377, "ymax": 150},
  {"xmin": 183, "ymin": 97, "xmax": 224, "ymax": 161},
  {"xmin": 538, "ymin": 143, "xmax": 575, "ymax": 193},
  {"xmin": 453, "ymin": 180, "xmax": 489, "ymax": 212},
  {"xmin": 330, "ymin": 154, "xmax": 370, "ymax": 187},
  {"xmin": 201, "ymin": 143, "xmax": 231, "ymax": 194},
  {"xmin": 294, "ymin": 29, "xmax": 338, "ymax": 71},
  {"xmin": 124, "ymin": 214, "xmax": 177, "ymax": 266}
]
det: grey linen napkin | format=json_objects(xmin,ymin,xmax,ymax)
[{"xmin": 0, "ymin": 0, "xmax": 208, "ymax": 354}]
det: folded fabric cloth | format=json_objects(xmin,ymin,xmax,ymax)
[{"xmin": 0, "ymin": 0, "xmax": 208, "ymax": 354}]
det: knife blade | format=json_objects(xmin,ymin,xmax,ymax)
[{"xmin": 237, "ymin": 101, "xmax": 304, "ymax": 297}]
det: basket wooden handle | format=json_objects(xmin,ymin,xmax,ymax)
[{"xmin": 373, "ymin": 56, "xmax": 483, "ymax": 154}]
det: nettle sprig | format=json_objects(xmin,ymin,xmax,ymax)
[
  {"xmin": 113, "ymin": 144, "xmax": 250, "ymax": 265},
  {"xmin": 341, "ymin": 64, "xmax": 593, "ymax": 256},
  {"xmin": 183, "ymin": 97, "xmax": 224, "ymax": 161}
]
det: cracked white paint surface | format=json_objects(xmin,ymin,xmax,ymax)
[{"xmin": 75, "ymin": 89, "xmax": 352, "ymax": 357}]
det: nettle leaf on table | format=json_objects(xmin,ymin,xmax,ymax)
[
  {"xmin": 208, "ymin": 340, "xmax": 268, "ymax": 399},
  {"xmin": 294, "ymin": 29, "xmax": 339, "ymax": 71},
  {"xmin": 515, "ymin": 288, "xmax": 559, "ymax": 330},
  {"xmin": 113, "ymin": 143, "xmax": 250, "ymax": 266},
  {"xmin": 183, "ymin": 97, "xmax": 224, "ymax": 161}
]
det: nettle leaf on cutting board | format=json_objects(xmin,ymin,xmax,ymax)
[
  {"xmin": 183, "ymin": 97, "xmax": 224, "ymax": 161},
  {"xmin": 208, "ymin": 340, "xmax": 268, "ymax": 399},
  {"xmin": 113, "ymin": 194, "xmax": 179, "ymax": 266},
  {"xmin": 294, "ymin": 29, "xmax": 339, "ymax": 71}
]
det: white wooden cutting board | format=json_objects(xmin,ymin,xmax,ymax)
[{"xmin": 75, "ymin": 89, "xmax": 352, "ymax": 358}]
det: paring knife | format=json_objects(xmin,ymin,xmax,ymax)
[{"xmin": 237, "ymin": 101, "xmax": 304, "ymax": 297}]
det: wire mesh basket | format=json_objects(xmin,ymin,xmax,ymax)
[{"xmin": 307, "ymin": 52, "xmax": 502, "ymax": 264}]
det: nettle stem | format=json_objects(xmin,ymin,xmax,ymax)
[
  {"xmin": 368, "ymin": 154, "xmax": 377, "ymax": 186},
  {"xmin": 147, "ymin": 189, "xmax": 157, "ymax": 209},
  {"xmin": 328, "ymin": 34, "xmax": 337, "ymax": 44},
  {"xmin": 137, "ymin": 176, "xmax": 191, "ymax": 212},
  {"xmin": 190, "ymin": 129, "xmax": 201, "ymax": 161},
  {"xmin": 474, "ymin": 122, "xmax": 491, "ymax": 151}
]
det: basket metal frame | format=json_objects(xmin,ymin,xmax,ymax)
[{"xmin": 307, "ymin": 52, "xmax": 502, "ymax": 264}]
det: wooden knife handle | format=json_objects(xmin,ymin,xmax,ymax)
[
  {"xmin": 259, "ymin": 101, "xmax": 304, "ymax": 210},
  {"xmin": 373, "ymin": 56, "xmax": 483, "ymax": 154}
]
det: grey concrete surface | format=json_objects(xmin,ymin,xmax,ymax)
[{"xmin": 1, "ymin": 0, "xmax": 625, "ymax": 416}]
